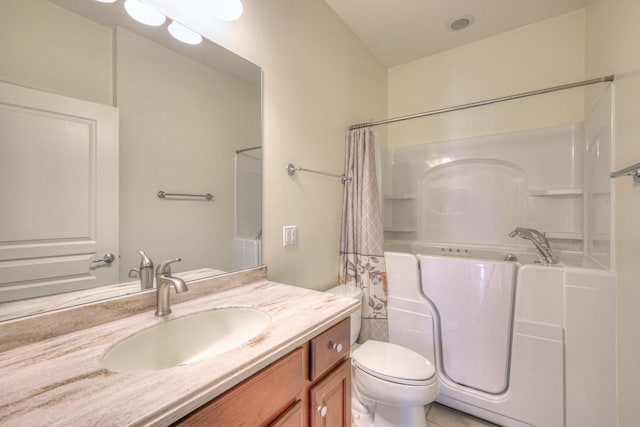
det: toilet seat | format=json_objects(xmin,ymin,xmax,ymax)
[{"xmin": 352, "ymin": 340, "xmax": 436, "ymax": 386}]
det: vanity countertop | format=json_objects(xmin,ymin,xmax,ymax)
[{"xmin": 0, "ymin": 280, "xmax": 358, "ymax": 426}]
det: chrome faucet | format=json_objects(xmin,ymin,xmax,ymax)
[
  {"xmin": 128, "ymin": 251, "xmax": 154, "ymax": 290},
  {"xmin": 155, "ymin": 258, "xmax": 188, "ymax": 316},
  {"xmin": 508, "ymin": 227, "xmax": 556, "ymax": 264}
]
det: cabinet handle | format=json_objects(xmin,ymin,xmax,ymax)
[
  {"xmin": 317, "ymin": 406, "xmax": 328, "ymax": 417},
  {"xmin": 331, "ymin": 342, "xmax": 343, "ymax": 353}
]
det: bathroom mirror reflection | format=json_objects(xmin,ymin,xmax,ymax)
[{"xmin": 0, "ymin": 0, "xmax": 262, "ymax": 320}]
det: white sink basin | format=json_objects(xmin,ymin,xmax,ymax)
[{"xmin": 102, "ymin": 307, "xmax": 270, "ymax": 372}]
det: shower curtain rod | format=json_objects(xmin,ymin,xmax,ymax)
[
  {"xmin": 349, "ymin": 74, "xmax": 614, "ymax": 130},
  {"xmin": 235, "ymin": 146, "xmax": 262, "ymax": 154}
]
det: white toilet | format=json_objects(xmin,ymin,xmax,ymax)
[{"xmin": 326, "ymin": 284, "xmax": 439, "ymax": 427}]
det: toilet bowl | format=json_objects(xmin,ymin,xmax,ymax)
[{"xmin": 326, "ymin": 285, "xmax": 438, "ymax": 427}]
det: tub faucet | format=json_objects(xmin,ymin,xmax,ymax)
[
  {"xmin": 508, "ymin": 227, "xmax": 556, "ymax": 264},
  {"xmin": 128, "ymin": 251, "xmax": 154, "ymax": 290},
  {"xmin": 155, "ymin": 258, "xmax": 188, "ymax": 316}
]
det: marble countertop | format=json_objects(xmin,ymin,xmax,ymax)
[{"xmin": 0, "ymin": 280, "xmax": 358, "ymax": 426}]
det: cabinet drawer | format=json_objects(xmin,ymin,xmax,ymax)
[
  {"xmin": 309, "ymin": 318, "xmax": 350, "ymax": 381},
  {"xmin": 174, "ymin": 347, "xmax": 304, "ymax": 426}
]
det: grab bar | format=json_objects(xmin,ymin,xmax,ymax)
[
  {"xmin": 157, "ymin": 191, "xmax": 214, "ymax": 201},
  {"xmin": 610, "ymin": 162, "xmax": 640, "ymax": 183}
]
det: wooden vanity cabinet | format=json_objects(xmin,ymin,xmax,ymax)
[{"xmin": 173, "ymin": 318, "xmax": 351, "ymax": 427}]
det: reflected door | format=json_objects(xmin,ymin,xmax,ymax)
[{"xmin": 0, "ymin": 81, "xmax": 119, "ymax": 302}]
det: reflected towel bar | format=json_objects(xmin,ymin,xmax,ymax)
[
  {"xmin": 157, "ymin": 191, "xmax": 214, "ymax": 201},
  {"xmin": 610, "ymin": 162, "xmax": 640, "ymax": 183},
  {"xmin": 286, "ymin": 163, "xmax": 351, "ymax": 184}
]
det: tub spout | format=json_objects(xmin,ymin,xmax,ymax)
[{"xmin": 509, "ymin": 227, "xmax": 556, "ymax": 264}]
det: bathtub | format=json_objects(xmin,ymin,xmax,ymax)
[
  {"xmin": 384, "ymin": 240, "xmax": 616, "ymax": 427},
  {"xmin": 385, "ymin": 239, "xmax": 547, "ymax": 265}
]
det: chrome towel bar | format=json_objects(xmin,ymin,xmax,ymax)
[
  {"xmin": 157, "ymin": 191, "xmax": 214, "ymax": 201},
  {"xmin": 610, "ymin": 162, "xmax": 640, "ymax": 183},
  {"xmin": 286, "ymin": 163, "xmax": 351, "ymax": 184}
]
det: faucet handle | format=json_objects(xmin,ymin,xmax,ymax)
[{"xmin": 157, "ymin": 258, "xmax": 182, "ymax": 275}]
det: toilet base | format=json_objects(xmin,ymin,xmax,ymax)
[
  {"xmin": 351, "ymin": 398, "xmax": 427, "ymax": 427},
  {"xmin": 374, "ymin": 404, "xmax": 426, "ymax": 427},
  {"xmin": 351, "ymin": 396, "xmax": 374, "ymax": 427}
]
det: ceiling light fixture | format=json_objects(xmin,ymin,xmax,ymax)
[
  {"xmin": 168, "ymin": 21, "xmax": 203, "ymax": 45},
  {"xmin": 124, "ymin": 0, "xmax": 166, "ymax": 27},
  {"xmin": 448, "ymin": 15, "xmax": 474, "ymax": 32},
  {"xmin": 95, "ymin": 0, "xmax": 118, "ymax": 3}
]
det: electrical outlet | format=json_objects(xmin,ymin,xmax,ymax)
[{"xmin": 283, "ymin": 225, "xmax": 297, "ymax": 247}]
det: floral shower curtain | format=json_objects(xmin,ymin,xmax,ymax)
[{"xmin": 339, "ymin": 128, "xmax": 388, "ymax": 342}]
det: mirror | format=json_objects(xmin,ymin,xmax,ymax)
[{"xmin": 0, "ymin": 0, "xmax": 262, "ymax": 320}]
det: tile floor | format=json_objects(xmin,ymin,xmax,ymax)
[{"xmin": 426, "ymin": 403, "xmax": 500, "ymax": 427}]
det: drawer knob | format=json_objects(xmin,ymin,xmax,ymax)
[
  {"xmin": 331, "ymin": 342, "xmax": 343, "ymax": 353},
  {"xmin": 317, "ymin": 406, "xmax": 328, "ymax": 417}
]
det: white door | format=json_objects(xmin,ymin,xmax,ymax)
[{"xmin": 0, "ymin": 81, "xmax": 119, "ymax": 303}]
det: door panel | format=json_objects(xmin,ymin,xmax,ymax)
[{"xmin": 0, "ymin": 81, "xmax": 118, "ymax": 302}]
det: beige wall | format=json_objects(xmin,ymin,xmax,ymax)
[
  {"xmin": 0, "ymin": 0, "xmax": 113, "ymax": 105},
  {"xmin": 147, "ymin": 0, "xmax": 388, "ymax": 290},
  {"xmin": 387, "ymin": 10, "xmax": 586, "ymax": 147},
  {"xmin": 586, "ymin": 1, "xmax": 640, "ymax": 425}
]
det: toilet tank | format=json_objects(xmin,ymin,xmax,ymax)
[{"xmin": 326, "ymin": 285, "xmax": 362, "ymax": 345}]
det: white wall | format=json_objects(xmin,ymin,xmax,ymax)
[
  {"xmin": 585, "ymin": 0, "xmax": 640, "ymax": 424},
  {"xmin": 387, "ymin": 10, "xmax": 586, "ymax": 147},
  {"xmin": 146, "ymin": 0, "xmax": 388, "ymax": 290}
]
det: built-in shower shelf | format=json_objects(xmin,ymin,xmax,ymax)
[
  {"xmin": 528, "ymin": 188, "xmax": 584, "ymax": 196},
  {"xmin": 384, "ymin": 194, "xmax": 417, "ymax": 200},
  {"xmin": 546, "ymin": 231, "xmax": 584, "ymax": 240},
  {"xmin": 384, "ymin": 226, "xmax": 417, "ymax": 232}
]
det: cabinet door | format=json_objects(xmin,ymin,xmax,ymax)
[
  {"xmin": 174, "ymin": 348, "xmax": 304, "ymax": 426},
  {"xmin": 269, "ymin": 400, "xmax": 303, "ymax": 427},
  {"xmin": 310, "ymin": 359, "xmax": 351, "ymax": 427}
]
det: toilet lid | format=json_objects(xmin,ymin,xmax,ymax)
[{"xmin": 352, "ymin": 340, "xmax": 435, "ymax": 383}]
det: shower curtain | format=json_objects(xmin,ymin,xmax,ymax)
[{"xmin": 339, "ymin": 128, "xmax": 388, "ymax": 342}]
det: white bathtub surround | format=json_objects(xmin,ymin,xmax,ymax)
[
  {"xmin": 0, "ymin": 276, "xmax": 358, "ymax": 426},
  {"xmin": 231, "ymin": 237, "xmax": 261, "ymax": 270},
  {"xmin": 384, "ymin": 248, "xmax": 616, "ymax": 427},
  {"xmin": 382, "ymin": 86, "xmax": 612, "ymax": 264},
  {"xmin": 339, "ymin": 128, "xmax": 388, "ymax": 342},
  {"xmin": 233, "ymin": 149, "xmax": 262, "ymax": 270}
]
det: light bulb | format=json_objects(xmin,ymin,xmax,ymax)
[
  {"xmin": 168, "ymin": 21, "xmax": 203, "ymax": 45},
  {"xmin": 181, "ymin": 0, "xmax": 243, "ymax": 22},
  {"xmin": 216, "ymin": 0, "xmax": 243, "ymax": 21},
  {"xmin": 124, "ymin": 0, "xmax": 166, "ymax": 26}
]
